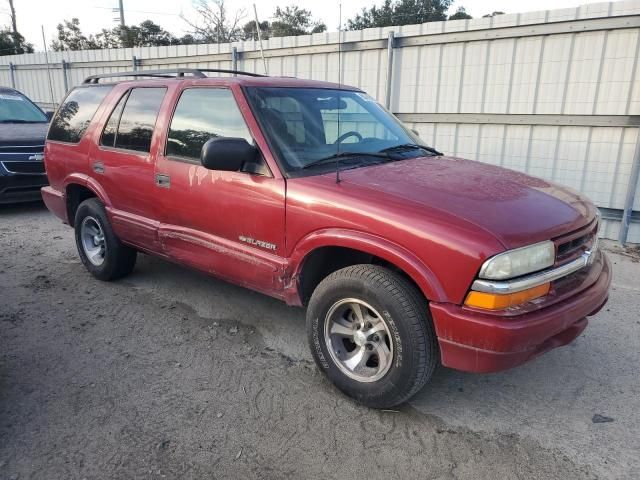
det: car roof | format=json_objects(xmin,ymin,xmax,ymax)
[
  {"xmin": 83, "ymin": 73, "xmax": 361, "ymax": 92},
  {"xmin": 0, "ymin": 86, "xmax": 21, "ymax": 95}
]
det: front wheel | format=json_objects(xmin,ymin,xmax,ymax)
[{"xmin": 306, "ymin": 265, "xmax": 438, "ymax": 408}]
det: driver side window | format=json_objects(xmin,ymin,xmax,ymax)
[{"xmin": 166, "ymin": 88, "xmax": 253, "ymax": 163}]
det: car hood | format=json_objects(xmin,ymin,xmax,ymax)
[
  {"xmin": 329, "ymin": 156, "xmax": 596, "ymax": 249},
  {"xmin": 0, "ymin": 122, "xmax": 48, "ymax": 147}
]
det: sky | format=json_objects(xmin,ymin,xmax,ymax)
[{"xmin": 2, "ymin": 0, "xmax": 609, "ymax": 50}]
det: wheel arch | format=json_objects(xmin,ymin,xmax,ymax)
[
  {"xmin": 287, "ymin": 229, "xmax": 447, "ymax": 306},
  {"xmin": 64, "ymin": 174, "xmax": 111, "ymax": 225}
]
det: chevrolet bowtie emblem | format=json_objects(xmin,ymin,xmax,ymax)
[{"xmin": 28, "ymin": 153, "xmax": 44, "ymax": 161}]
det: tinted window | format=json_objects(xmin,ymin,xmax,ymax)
[
  {"xmin": 0, "ymin": 91, "xmax": 48, "ymax": 123},
  {"xmin": 114, "ymin": 88, "xmax": 166, "ymax": 153},
  {"xmin": 166, "ymin": 88, "xmax": 252, "ymax": 160},
  {"xmin": 48, "ymin": 86, "xmax": 113, "ymax": 143},
  {"xmin": 100, "ymin": 91, "xmax": 128, "ymax": 147}
]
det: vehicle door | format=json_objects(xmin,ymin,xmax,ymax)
[
  {"xmin": 154, "ymin": 86, "xmax": 287, "ymax": 294},
  {"xmin": 88, "ymin": 85, "xmax": 167, "ymax": 250}
]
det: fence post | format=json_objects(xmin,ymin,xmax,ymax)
[
  {"xmin": 61, "ymin": 59, "xmax": 69, "ymax": 92},
  {"xmin": 231, "ymin": 46, "xmax": 238, "ymax": 74},
  {"xmin": 8, "ymin": 62, "xmax": 16, "ymax": 89},
  {"xmin": 132, "ymin": 55, "xmax": 138, "ymax": 71},
  {"xmin": 385, "ymin": 31, "xmax": 395, "ymax": 109},
  {"xmin": 619, "ymin": 129, "xmax": 640, "ymax": 244}
]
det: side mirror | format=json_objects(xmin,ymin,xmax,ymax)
[
  {"xmin": 45, "ymin": 111, "xmax": 54, "ymax": 121},
  {"xmin": 200, "ymin": 137, "xmax": 257, "ymax": 172}
]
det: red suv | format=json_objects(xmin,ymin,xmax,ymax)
[{"xmin": 42, "ymin": 69, "xmax": 611, "ymax": 408}]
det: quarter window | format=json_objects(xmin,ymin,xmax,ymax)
[
  {"xmin": 100, "ymin": 91, "xmax": 128, "ymax": 147},
  {"xmin": 100, "ymin": 87, "xmax": 166, "ymax": 153},
  {"xmin": 48, "ymin": 86, "xmax": 113, "ymax": 143},
  {"xmin": 166, "ymin": 88, "xmax": 252, "ymax": 161}
]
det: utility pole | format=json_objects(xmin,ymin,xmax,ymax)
[
  {"xmin": 117, "ymin": 0, "xmax": 127, "ymax": 46},
  {"xmin": 8, "ymin": 0, "xmax": 18, "ymax": 53},
  {"xmin": 8, "ymin": 0, "xmax": 17, "ymax": 34},
  {"xmin": 118, "ymin": 0, "xmax": 125, "ymax": 28}
]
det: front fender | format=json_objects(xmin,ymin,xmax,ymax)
[{"xmin": 286, "ymin": 228, "xmax": 447, "ymax": 305}]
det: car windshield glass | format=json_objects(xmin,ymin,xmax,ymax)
[
  {"xmin": 0, "ymin": 92, "xmax": 48, "ymax": 123},
  {"xmin": 245, "ymin": 87, "xmax": 436, "ymax": 176}
]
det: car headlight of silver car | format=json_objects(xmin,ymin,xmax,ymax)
[{"xmin": 479, "ymin": 240, "xmax": 555, "ymax": 280}]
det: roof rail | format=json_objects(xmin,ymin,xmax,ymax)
[{"xmin": 83, "ymin": 68, "xmax": 266, "ymax": 84}]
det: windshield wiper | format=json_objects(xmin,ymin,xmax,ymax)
[
  {"xmin": 301, "ymin": 151, "xmax": 391, "ymax": 170},
  {"xmin": 380, "ymin": 143, "xmax": 442, "ymax": 156}
]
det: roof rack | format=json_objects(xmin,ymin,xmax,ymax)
[{"xmin": 83, "ymin": 68, "xmax": 266, "ymax": 84}]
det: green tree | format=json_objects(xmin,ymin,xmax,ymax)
[
  {"xmin": 449, "ymin": 7, "xmax": 472, "ymax": 20},
  {"xmin": 116, "ymin": 20, "xmax": 178, "ymax": 48},
  {"xmin": 50, "ymin": 18, "xmax": 189, "ymax": 51},
  {"xmin": 0, "ymin": 28, "xmax": 33, "ymax": 55},
  {"xmin": 242, "ymin": 20, "xmax": 270, "ymax": 41},
  {"xmin": 1, "ymin": 0, "xmax": 34, "ymax": 54},
  {"xmin": 347, "ymin": 0, "xmax": 453, "ymax": 30},
  {"xmin": 270, "ymin": 6, "xmax": 326, "ymax": 37},
  {"xmin": 176, "ymin": 34, "xmax": 199, "ymax": 45},
  {"xmin": 241, "ymin": 6, "xmax": 325, "ymax": 40},
  {"xmin": 50, "ymin": 18, "xmax": 103, "ymax": 51}
]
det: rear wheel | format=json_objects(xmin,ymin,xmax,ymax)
[
  {"xmin": 74, "ymin": 198, "xmax": 136, "ymax": 281},
  {"xmin": 306, "ymin": 264, "xmax": 438, "ymax": 408}
]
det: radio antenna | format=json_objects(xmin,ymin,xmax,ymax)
[{"xmin": 336, "ymin": 3, "xmax": 342, "ymax": 184}]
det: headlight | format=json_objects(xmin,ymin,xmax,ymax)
[{"xmin": 479, "ymin": 241, "xmax": 555, "ymax": 280}]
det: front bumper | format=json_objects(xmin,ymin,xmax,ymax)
[
  {"xmin": 430, "ymin": 251, "xmax": 611, "ymax": 373},
  {"xmin": 0, "ymin": 173, "xmax": 48, "ymax": 204}
]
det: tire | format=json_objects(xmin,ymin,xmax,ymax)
[
  {"xmin": 74, "ymin": 198, "xmax": 137, "ymax": 281},
  {"xmin": 307, "ymin": 264, "xmax": 438, "ymax": 408}
]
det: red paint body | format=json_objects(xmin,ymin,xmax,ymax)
[{"xmin": 42, "ymin": 76, "xmax": 611, "ymax": 373}]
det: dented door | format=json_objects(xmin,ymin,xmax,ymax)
[{"xmin": 153, "ymin": 86, "xmax": 287, "ymax": 296}]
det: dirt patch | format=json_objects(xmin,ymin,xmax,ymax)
[
  {"xmin": 603, "ymin": 242, "xmax": 640, "ymax": 262},
  {"xmin": 0, "ymin": 204, "xmax": 599, "ymax": 479}
]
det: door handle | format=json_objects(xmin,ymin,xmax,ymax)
[
  {"xmin": 155, "ymin": 173, "xmax": 170, "ymax": 188},
  {"xmin": 92, "ymin": 161, "xmax": 104, "ymax": 174}
]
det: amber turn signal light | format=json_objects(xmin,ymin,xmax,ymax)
[{"xmin": 464, "ymin": 283, "xmax": 550, "ymax": 310}]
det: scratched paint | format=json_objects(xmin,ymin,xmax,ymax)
[{"xmin": 160, "ymin": 230, "xmax": 277, "ymax": 271}]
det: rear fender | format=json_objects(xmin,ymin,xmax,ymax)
[{"xmin": 63, "ymin": 173, "xmax": 112, "ymax": 207}]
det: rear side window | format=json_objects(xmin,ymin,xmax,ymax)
[
  {"xmin": 48, "ymin": 86, "xmax": 113, "ymax": 143},
  {"xmin": 166, "ymin": 88, "xmax": 252, "ymax": 161},
  {"xmin": 112, "ymin": 88, "xmax": 166, "ymax": 153},
  {"xmin": 100, "ymin": 91, "xmax": 128, "ymax": 147}
]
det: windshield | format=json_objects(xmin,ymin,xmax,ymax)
[
  {"xmin": 245, "ymin": 87, "xmax": 434, "ymax": 176},
  {"xmin": 0, "ymin": 91, "xmax": 48, "ymax": 123}
]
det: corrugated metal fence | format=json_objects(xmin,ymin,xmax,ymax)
[{"xmin": 1, "ymin": 1, "xmax": 639, "ymax": 242}]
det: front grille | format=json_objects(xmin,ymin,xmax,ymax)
[
  {"xmin": 558, "ymin": 233, "xmax": 589, "ymax": 258},
  {"xmin": 555, "ymin": 222, "xmax": 597, "ymax": 265},
  {"xmin": 0, "ymin": 145, "xmax": 45, "ymax": 154},
  {"xmin": 1, "ymin": 161, "xmax": 45, "ymax": 174},
  {"xmin": 4, "ymin": 185, "xmax": 43, "ymax": 193}
]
